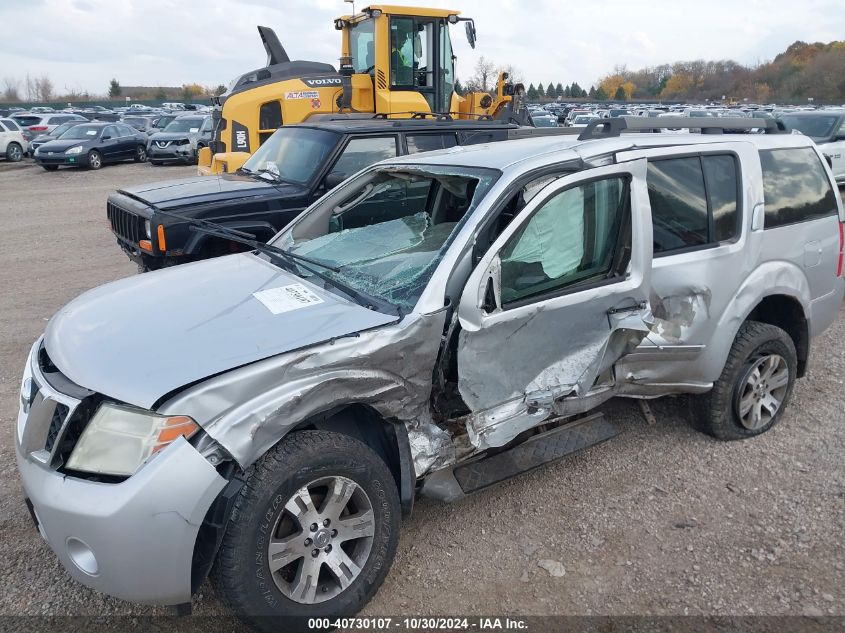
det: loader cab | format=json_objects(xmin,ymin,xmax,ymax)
[{"xmin": 343, "ymin": 7, "xmax": 465, "ymax": 115}]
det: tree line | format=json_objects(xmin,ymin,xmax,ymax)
[
  {"xmin": 458, "ymin": 40, "xmax": 845, "ymax": 104},
  {"xmin": 0, "ymin": 75, "xmax": 228, "ymax": 104}
]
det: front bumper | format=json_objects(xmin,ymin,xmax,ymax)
[
  {"xmin": 34, "ymin": 152, "xmax": 87, "ymax": 167},
  {"xmin": 148, "ymin": 143, "xmax": 195, "ymax": 163},
  {"xmin": 15, "ymin": 340, "xmax": 227, "ymax": 605}
]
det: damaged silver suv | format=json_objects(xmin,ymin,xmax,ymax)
[{"xmin": 16, "ymin": 118, "xmax": 845, "ymax": 631}]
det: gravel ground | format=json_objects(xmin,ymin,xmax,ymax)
[{"xmin": 0, "ymin": 160, "xmax": 843, "ymax": 623}]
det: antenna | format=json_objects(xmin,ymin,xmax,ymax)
[{"xmin": 344, "ymin": 0, "xmax": 355, "ymax": 17}]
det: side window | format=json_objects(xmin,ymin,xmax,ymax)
[
  {"xmin": 702, "ymin": 155, "xmax": 739, "ymax": 242},
  {"xmin": 500, "ymin": 177, "xmax": 628, "ymax": 305},
  {"xmin": 761, "ymin": 148, "xmax": 838, "ymax": 229},
  {"xmin": 648, "ymin": 158, "xmax": 708, "ymax": 253},
  {"xmin": 2, "ymin": 119, "xmax": 20, "ymax": 130},
  {"xmin": 259, "ymin": 101, "xmax": 282, "ymax": 131},
  {"xmin": 837, "ymin": 119, "xmax": 845, "ymax": 137},
  {"xmin": 122, "ymin": 124, "xmax": 137, "ymax": 136},
  {"xmin": 406, "ymin": 133, "xmax": 458, "ymax": 154},
  {"xmin": 647, "ymin": 154, "xmax": 740, "ymax": 254},
  {"xmin": 329, "ymin": 137, "xmax": 397, "ymax": 178},
  {"xmin": 0, "ymin": 121, "xmax": 7, "ymax": 132},
  {"xmin": 390, "ymin": 18, "xmax": 415, "ymax": 87},
  {"xmin": 103, "ymin": 125, "xmax": 117, "ymax": 138}
]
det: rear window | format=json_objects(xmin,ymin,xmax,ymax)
[
  {"xmin": 760, "ymin": 147, "xmax": 837, "ymax": 229},
  {"xmin": 647, "ymin": 154, "xmax": 740, "ymax": 254},
  {"xmin": 13, "ymin": 116, "xmax": 42, "ymax": 126}
]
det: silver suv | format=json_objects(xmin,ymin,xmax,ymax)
[{"xmin": 16, "ymin": 118, "xmax": 844, "ymax": 631}]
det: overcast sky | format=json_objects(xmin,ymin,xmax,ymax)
[{"xmin": 1, "ymin": 0, "xmax": 843, "ymax": 96}]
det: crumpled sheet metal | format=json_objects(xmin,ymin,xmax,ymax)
[{"xmin": 160, "ymin": 311, "xmax": 449, "ymax": 471}]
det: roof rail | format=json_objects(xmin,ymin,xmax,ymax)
[{"xmin": 577, "ymin": 116, "xmax": 787, "ymax": 141}]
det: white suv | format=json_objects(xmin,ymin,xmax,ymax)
[{"xmin": 0, "ymin": 118, "xmax": 27, "ymax": 161}]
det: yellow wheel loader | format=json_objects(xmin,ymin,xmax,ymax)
[{"xmin": 199, "ymin": 5, "xmax": 529, "ymax": 174}]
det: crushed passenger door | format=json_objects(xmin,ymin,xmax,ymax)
[{"xmin": 456, "ymin": 160, "xmax": 653, "ymax": 449}]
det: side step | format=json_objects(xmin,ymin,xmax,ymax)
[{"xmin": 453, "ymin": 413, "xmax": 618, "ymax": 494}]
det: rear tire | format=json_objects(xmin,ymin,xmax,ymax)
[
  {"xmin": 87, "ymin": 150, "xmax": 102, "ymax": 170},
  {"xmin": 134, "ymin": 145, "xmax": 147, "ymax": 162},
  {"xmin": 41, "ymin": 164, "xmax": 59, "ymax": 171},
  {"xmin": 689, "ymin": 321, "xmax": 797, "ymax": 440},
  {"xmin": 5, "ymin": 142, "xmax": 23, "ymax": 162},
  {"xmin": 212, "ymin": 430, "xmax": 400, "ymax": 633}
]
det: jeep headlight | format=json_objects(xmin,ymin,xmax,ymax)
[
  {"xmin": 65, "ymin": 145, "xmax": 84, "ymax": 155},
  {"xmin": 66, "ymin": 404, "xmax": 199, "ymax": 476},
  {"xmin": 144, "ymin": 219, "xmax": 151, "ymax": 238}
]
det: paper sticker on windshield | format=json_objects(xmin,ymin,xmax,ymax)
[
  {"xmin": 285, "ymin": 91, "xmax": 320, "ymax": 100},
  {"xmin": 86, "ymin": 130, "xmax": 97, "ymax": 135},
  {"xmin": 254, "ymin": 284, "xmax": 324, "ymax": 315},
  {"xmin": 189, "ymin": 127, "xmax": 199, "ymax": 133}
]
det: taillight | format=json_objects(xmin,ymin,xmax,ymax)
[
  {"xmin": 28, "ymin": 125, "xmax": 48, "ymax": 131},
  {"xmin": 837, "ymin": 222, "xmax": 844, "ymax": 277}
]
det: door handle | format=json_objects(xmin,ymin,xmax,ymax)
[{"xmin": 606, "ymin": 300, "xmax": 647, "ymax": 315}]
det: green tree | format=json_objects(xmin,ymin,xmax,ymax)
[
  {"xmin": 454, "ymin": 78, "xmax": 464, "ymax": 95},
  {"xmin": 595, "ymin": 86, "xmax": 609, "ymax": 100},
  {"xmin": 108, "ymin": 78, "xmax": 121, "ymax": 98},
  {"xmin": 564, "ymin": 85, "xmax": 571, "ymax": 98},
  {"xmin": 546, "ymin": 82, "xmax": 556, "ymax": 99},
  {"xmin": 555, "ymin": 82, "xmax": 564, "ymax": 97},
  {"xmin": 155, "ymin": 87, "xmax": 168, "ymax": 100},
  {"xmin": 526, "ymin": 83, "xmax": 538, "ymax": 100},
  {"xmin": 214, "ymin": 84, "xmax": 227, "ymax": 96},
  {"xmin": 537, "ymin": 83, "xmax": 545, "ymax": 98},
  {"xmin": 589, "ymin": 86, "xmax": 597, "ymax": 98},
  {"xmin": 614, "ymin": 85, "xmax": 627, "ymax": 101},
  {"xmin": 571, "ymin": 82, "xmax": 584, "ymax": 97}
]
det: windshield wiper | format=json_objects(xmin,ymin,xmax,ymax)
[
  {"xmin": 147, "ymin": 207, "xmax": 339, "ymax": 271},
  {"xmin": 147, "ymin": 207, "xmax": 401, "ymax": 316}
]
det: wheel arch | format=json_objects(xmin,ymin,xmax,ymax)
[
  {"xmin": 744, "ymin": 294, "xmax": 809, "ymax": 377},
  {"xmin": 289, "ymin": 404, "xmax": 415, "ymax": 519},
  {"xmin": 182, "ymin": 221, "xmax": 278, "ymax": 256}
]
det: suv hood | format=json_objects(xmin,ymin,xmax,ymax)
[
  {"xmin": 117, "ymin": 174, "xmax": 303, "ymax": 208},
  {"xmin": 44, "ymin": 253, "xmax": 397, "ymax": 409},
  {"xmin": 149, "ymin": 131, "xmax": 197, "ymax": 142}
]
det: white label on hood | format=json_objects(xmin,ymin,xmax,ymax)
[{"xmin": 253, "ymin": 283, "xmax": 325, "ymax": 315}]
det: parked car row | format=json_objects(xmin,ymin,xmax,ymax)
[{"xmin": 17, "ymin": 114, "xmax": 213, "ymax": 170}]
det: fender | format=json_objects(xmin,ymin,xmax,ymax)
[{"xmin": 157, "ymin": 311, "xmax": 448, "ymax": 472}]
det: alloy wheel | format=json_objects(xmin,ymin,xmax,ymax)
[
  {"xmin": 268, "ymin": 476, "xmax": 375, "ymax": 605},
  {"xmin": 735, "ymin": 354, "xmax": 790, "ymax": 430}
]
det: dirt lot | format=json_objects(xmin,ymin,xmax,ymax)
[{"xmin": 0, "ymin": 160, "xmax": 843, "ymax": 621}]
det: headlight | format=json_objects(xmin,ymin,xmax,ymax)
[
  {"xmin": 65, "ymin": 145, "xmax": 84, "ymax": 155},
  {"xmin": 144, "ymin": 219, "xmax": 151, "ymax": 238},
  {"xmin": 65, "ymin": 404, "xmax": 199, "ymax": 476}
]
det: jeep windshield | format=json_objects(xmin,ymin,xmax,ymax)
[
  {"xmin": 275, "ymin": 165, "xmax": 499, "ymax": 312},
  {"xmin": 240, "ymin": 127, "xmax": 339, "ymax": 185}
]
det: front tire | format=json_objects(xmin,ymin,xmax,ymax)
[
  {"xmin": 41, "ymin": 164, "xmax": 59, "ymax": 171},
  {"xmin": 5, "ymin": 142, "xmax": 23, "ymax": 162},
  {"xmin": 87, "ymin": 149, "xmax": 102, "ymax": 170},
  {"xmin": 690, "ymin": 321, "xmax": 797, "ymax": 440},
  {"xmin": 212, "ymin": 431, "xmax": 400, "ymax": 633}
]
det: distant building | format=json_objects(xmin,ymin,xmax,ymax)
[{"xmin": 120, "ymin": 86, "xmax": 182, "ymax": 99}]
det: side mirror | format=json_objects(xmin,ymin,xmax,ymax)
[
  {"xmin": 324, "ymin": 172, "xmax": 346, "ymax": 189},
  {"xmin": 464, "ymin": 20, "xmax": 476, "ymax": 49},
  {"xmin": 101, "ymin": 134, "xmax": 111, "ymax": 140}
]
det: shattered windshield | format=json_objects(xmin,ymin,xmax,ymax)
[{"xmin": 275, "ymin": 166, "xmax": 499, "ymax": 312}]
